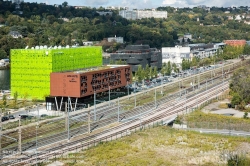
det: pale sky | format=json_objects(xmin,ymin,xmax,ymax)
[{"xmin": 26, "ymin": 0, "xmax": 250, "ymax": 9}]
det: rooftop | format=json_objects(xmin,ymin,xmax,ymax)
[{"xmin": 56, "ymin": 65, "xmax": 129, "ymax": 74}]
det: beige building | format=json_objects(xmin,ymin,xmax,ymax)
[{"xmin": 119, "ymin": 9, "xmax": 167, "ymax": 20}]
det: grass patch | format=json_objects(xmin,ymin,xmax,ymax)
[
  {"xmin": 186, "ymin": 109, "xmax": 250, "ymax": 132},
  {"xmin": 218, "ymin": 103, "xmax": 229, "ymax": 109},
  {"xmin": 55, "ymin": 126, "xmax": 250, "ymax": 166}
]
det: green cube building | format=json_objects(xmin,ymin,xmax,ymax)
[{"xmin": 11, "ymin": 46, "xmax": 102, "ymax": 100}]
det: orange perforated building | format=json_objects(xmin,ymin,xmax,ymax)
[
  {"xmin": 50, "ymin": 65, "xmax": 131, "ymax": 98},
  {"xmin": 223, "ymin": 40, "xmax": 246, "ymax": 46}
]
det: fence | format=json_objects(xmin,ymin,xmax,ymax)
[{"xmin": 183, "ymin": 92, "xmax": 250, "ymax": 132}]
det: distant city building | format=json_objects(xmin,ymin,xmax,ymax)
[
  {"xmin": 223, "ymin": 40, "xmax": 246, "ymax": 46},
  {"xmin": 178, "ymin": 33, "xmax": 192, "ymax": 43},
  {"xmin": 197, "ymin": 5, "xmax": 210, "ymax": 12},
  {"xmin": 105, "ymin": 6, "xmax": 121, "ymax": 10},
  {"xmin": 8, "ymin": 31, "xmax": 22, "ymax": 38},
  {"xmin": 0, "ymin": 59, "xmax": 10, "ymax": 67},
  {"xmin": 59, "ymin": 17, "xmax": 70, "ymax": 22},
  {"xmin": 184, "ymin": 33, "xmax": 192, "ymax": 40},
  {"xmin": 12, "ymin": 0, "xmax": 23, "ymax": 3},
  {"xmin": 96, "ymin": 11, "xmax": 113, "ymax": 16},
  {"xmin": 74, "ymin": 6, "xmax": 87, "ymax": 9},
  {"xmin": 235, "ymin": 15, "xmax": 242, "ymax": 21},
  {"xmin": 119, "ymin": 9, "xmax": 167, "ymax": 20},
  {"xmin": 110, "ymin": 45, "xmax": 162, "ymax": 72},
  {"xmin": 162, "ymin": 46, "xmax": 190, "ymax": 68},
  {"xmin": 107, "ymin": 36, "xmax": 123, "ymax": 43},
  {"xmin": 228, "ymin": 16, "xmax": 234, "ymax": 20},
  {"xmin": 82, "ymin": 41, "xmax": 93, "ymax": 46},
  {"xmin": 244, "ymin": 21, "xmax": 250, "ymax": 25},
  {"xmin": 188, "ymin": 43, "xmax": 225, "ymax": 59}
]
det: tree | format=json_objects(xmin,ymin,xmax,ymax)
[
  {"xmin": 161, "ymin": 62, "xmax": 167, "ymax": 75},
  {"xmin": 1, "ymin": 94, "xmax": 7, "ymax": 115},
  {"xmin": 172, "ymin": 63, "xmax": 178, "ymax": 73},
  {"xmin": 135, "ymin": 65, "xmax": 145, "ymax": 82},
  {"xmin": 230, "ymin": 67, "xmax": 250, "ymax": 107},
  {"xmin": 62, "ymin": 1, "xmax": 68, "ymax": 7},
  {"xmin": 149, "ymin": 67, "xmax": 153, "ymax": 79},
  {"xmin": 182, "ymin": 59, "xmax": 191, "ymax": 70},
  {"xmin": 153, "ymin": 67, "xmax": 158, "ymax": 78},
  {"xmin": 243, "ymin": 112, "xmax": 249, "ymax": 119},
  {"xmin": 13, "ymin": 91, "xmax": 18, "ymax": 109},
  {"xmin": 243, "ymin": 45, "xmax": 250, "ymax": 55},
  {"xmin": 0, "ymin": 48, "xmax": 7, "ymax": 59},
  {"xmin": 231, "ymin": 92, "xmax": 241, "ymax": 106},
  {"xmin": 144, "ymin": 64, "xmax": 150, "ymax": 80},
  {"xmin": 167, "ymin": 61, "xmax": 172, "ymax": 75}
]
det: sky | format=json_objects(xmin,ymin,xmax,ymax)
[{"xmin": 26, "ymin": 0, "xmax": 250, "ymax": 9}]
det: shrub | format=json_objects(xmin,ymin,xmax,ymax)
[{"xmin": 227, "ymin": 154, "xmax": 250, "ymax": 166}]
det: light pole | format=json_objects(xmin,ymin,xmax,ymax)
[
  {"xmin": 118, "ymin": 97, "xmax": 120, "ymax": 122},
  {"xmin": 108, "ymin": 87, "xmax": 125, "ymax": 107},
  {"xmin": 94, "ymin": 91, "xmax": 96, "ymax": 121},
  {"xmin": 0, "ymin": 108, "xmax": 2, "ymax": 157},
  {"xmin": 185, "ymin": 89, "xmax": 187, "ymax": 114},
  {"xmin": 206, "ymin": 79, "xmax": 207, "ymax": 91},
  {"xmin": 198, "ymin": 71, "xmax": 200, "ymax": 89},
  {"xmin": 193, "ymin": 75, "xmax": 195, "ymax": 92},
  {"xmin": 35, "ymin": 123, "xmax": 38, "ymax": 164},
  {"xmin": 222, "ymin": 63, "xmax": 224, "ymax": 83},
  {"xmin": 127, "ymin": 81, "xmax": 129, "ymax": 96},
  {"xmin": 154, "ymin": 88, "xmax": 157, "ymax": 108},
  {"xmin": 18, "ymin": 116, "xmax": 21, "ymax": 154},
  {"xmin": 161, "ymin": 76, "xmax": 163, "ymax": 95},
  {"xmin": 134, "ymin": 92, "xmax": 136, "ymax": 108},
  {"xmin": 179, "ymin": 80, "xmax": 181, "ymax": 98},
  {"xmin": 36, "ymin": 104, "xmax": 40, "ymax": 165},
  {"xmin": 67, "ymin": 97, "xmax": 70, "ymax": 141},
  {"xmin": 140, "ymin": 107, "xmax": 142, "ymax": 129},
  {"xmin": 109, "ymin": 86, "xmax": 110, "ymax": 106}
]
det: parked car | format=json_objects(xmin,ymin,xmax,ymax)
[
  {"xmin": 40, "ymin": 114, "xmax": 48, "ymax": 117},
  {"xmin": 8, "ymin": 115, "xmax": 15, "ymax": 119},
  {"xmin": 20, "ymin": 115, "xmax": 34, "ymax": 119},
  {"xmin": 1, "ymin": 116, "xmax": 9, "ymax": 122},
  {"xmin": 19, "ymin": 115, "xmax": 29, "ymax": 119}
]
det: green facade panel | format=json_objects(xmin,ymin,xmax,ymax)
[{"xmin": 11, "ymin": 47, "xmax": 102, "ymax": 100}]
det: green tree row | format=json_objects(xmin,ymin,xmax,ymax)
[
  {"xmin": 135, "ymin": 65, "xmax": 158, "ymax": 82},
  {"xmin": 230, "ymin": 66, "xmax": 250, "ymax": 110}
]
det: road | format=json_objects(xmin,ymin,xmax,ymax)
[{"xmin": 187, "ymin": 128, "xmax": 250, "ymax": 137}]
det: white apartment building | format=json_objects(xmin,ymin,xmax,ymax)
[
  {"xmin": 162, "ymin": 46, "xmax": 190, "ymax": 67},
  {"xmin": 108, "ymin": 36, "xmax": 123, "ymax": 43},
  {"xmin": 189, "ymin": 43, "xmax": 225, "ymax": 59},
  {"xmin": 96, "ymin": 11, "xmax": 113, "ymax": 16},
  {"xmin": 12, "ymin": 0, "xmax": 23, "ymax": 3},
  {"xmin": 119, "ymin": 10, "xmax": 167, "ymax": 20}
]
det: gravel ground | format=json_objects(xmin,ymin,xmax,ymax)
[{"xmin": 202, "ymin": 98, "xmax": 249, "ymax": 118}]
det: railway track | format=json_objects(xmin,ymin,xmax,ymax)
[
  {"xmin": 1, "ymin": 59, "xmax": 249, "ymax": 165},
  {"xmin": 2, "ymin": 79, "xmax": 228, "ymax": 166}
]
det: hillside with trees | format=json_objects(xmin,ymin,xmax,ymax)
[{"xmin": 0, "ymin": 0, "xmax": 250, "ymax": 60}]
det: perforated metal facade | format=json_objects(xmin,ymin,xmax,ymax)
[
  {"xmin": 50, "ymin": 65, "xmax": 131, "ymax": 97},
  {"xmin": 11, "ymin": 47, "xmax": 102, "ymax": 99}
]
